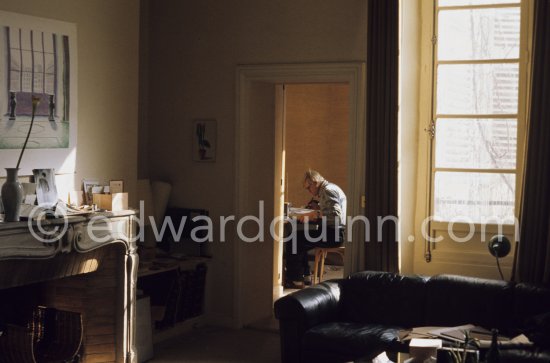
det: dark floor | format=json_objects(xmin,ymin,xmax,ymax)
[
  {"xmin": 149, "ymin": 326, "xmax": 281, "ymax": 363},
  {"xmin": 147, "ymin": 264, "xmax": 343, "ymax": 363}
]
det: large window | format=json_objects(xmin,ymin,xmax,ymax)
[{"xmin": 430, "ymin": 0, "xmax": 526, "ymax": 226}]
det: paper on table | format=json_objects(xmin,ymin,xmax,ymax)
[
  {"xmin": 288, "ymin": 207, "xmax": 314, "ymax": 215},
  {"xmin": 430, "ymin": 324, "xmax": 476, "ymax": 342},
  {"xmin": 409, "ymin": 338, "xmax": 443, "ymax": 361},
  {"xmin": 429, "ymin": 324, "xmax": 512, "ymax": 348},
  {"xmin": 399, "ymin": 326, "xmax": 447, "ymax": 342}
]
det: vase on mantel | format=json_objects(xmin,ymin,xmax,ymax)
[{"xmin": 1, "ymin": 168, "xmax": 24, "ymax": 222}]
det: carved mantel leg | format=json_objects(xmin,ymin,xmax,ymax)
[{"xmin": 124, "ymin": 244, "xmax": 139, "ymax": 363}]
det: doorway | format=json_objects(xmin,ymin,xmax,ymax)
[
  {"xmin": 277, "ymin": 83, "xmax": 350, "ymax": 297},
  {"xmin": 234, "ymin": 63, "xmax": 366, "ymax": 328}
]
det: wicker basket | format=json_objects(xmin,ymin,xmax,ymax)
[{"xmin": 0, "ymin": 306, "xmax": 83, "ymax": 363}]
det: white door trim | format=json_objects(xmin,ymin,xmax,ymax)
[{"xmin": 234, "ymin": 62, "xmax": 366, "ymax": 327}]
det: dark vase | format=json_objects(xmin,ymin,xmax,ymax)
[{"xmin": 1, "ymin": 168, "xmax": 24, "ymax": 222}]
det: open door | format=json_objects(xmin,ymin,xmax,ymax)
[
  {"xmin": 235, "ymin": 63, "xmax": 366, "ymax": 328},
  {"xmin": 273, "ymin": 84, "xmax": 286, "ymax": 297},
  {"xmin": 277, "ymin": 83, "xmax": 350, "ymax": 296}
]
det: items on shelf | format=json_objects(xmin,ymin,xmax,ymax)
[{"xmin": 138, "ymin": 262, "xmax": 208, "ymax": 331}]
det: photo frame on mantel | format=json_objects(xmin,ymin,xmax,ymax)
[
  {"xmin": 192, "ymin": 119, "xmax": 217, "ymax": 162},
  {"xmin": 33, "ymin": 169, "xmax": 58, "ymax": 208}
]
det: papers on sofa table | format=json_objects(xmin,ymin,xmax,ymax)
[{"xmin": 399, "ymin": 324, "xmax": 532, "ymax": 349}]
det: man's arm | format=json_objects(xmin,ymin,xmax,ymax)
[{"xmin": 320, "ymin": 187, "xmax": 345, "ymax": 226}]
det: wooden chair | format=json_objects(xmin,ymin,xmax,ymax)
[{"xmin": 312, "ymin": 246, "xmax": 345, "ymax": 284}]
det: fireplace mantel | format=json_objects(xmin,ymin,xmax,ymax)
[{"xmin": 0, "ymin": 211, "xmax": 138, "ymax": 363}]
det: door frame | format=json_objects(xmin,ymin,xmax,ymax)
[{"xmin": 234, "ymin": 62, "xmax": 366, "ymax": 327}]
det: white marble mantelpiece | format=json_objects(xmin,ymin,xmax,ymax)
[{"xmin": 0, "ymin": 210, "xmax": 138, "ymax": 363}]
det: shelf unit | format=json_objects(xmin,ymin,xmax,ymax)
[
  {"xmin": 137, "ymin": 257, "xmax": 211, "ymax": 344},
  {"xmin": 138, "ymin": 257, "xmax": 211, "ymax": 278}
]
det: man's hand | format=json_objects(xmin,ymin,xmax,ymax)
[{"xmin": 306, "ymin": 198, "xmax": 320, "ymax": 210}]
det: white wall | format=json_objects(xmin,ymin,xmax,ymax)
[
  {"xmin": 145, "ymin": 0, "xmax": 368, "ymax": 324},
  {"xmin": 0, "ymin": 0, "xmax": 140, "ymax": 204}
]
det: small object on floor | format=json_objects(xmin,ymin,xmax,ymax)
[{"xmin": 303, "ymin": 275, "xmax": 312, "ymax": 286}]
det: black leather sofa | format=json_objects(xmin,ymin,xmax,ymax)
[{"xmin": 274, "ymin": 271, "xmax": 550, "ymax": 363}]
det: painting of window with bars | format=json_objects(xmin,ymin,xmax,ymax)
[{"xmin": 0, "ymin": 11, "xmax": 77, "ymax": 176}]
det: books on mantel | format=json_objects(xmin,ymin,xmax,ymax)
[{"xmin": 19, "ymin": 201, "xmax": 93, "ymax": 221}]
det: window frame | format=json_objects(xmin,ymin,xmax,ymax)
[{"xmin": 423, "ymin": 0, "xmax": 531, "ymax": 249}]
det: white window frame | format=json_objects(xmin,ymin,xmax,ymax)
[{"xmin": 421, "ymin": 0, "xmax": 532, "ymax": 260}]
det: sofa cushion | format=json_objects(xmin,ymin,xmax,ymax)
[
  {"xmin": 340, "ymin": 271, "xmax": 428, "ymax": 327},
  {"xmin": 521, "ymin": 312, "xmax": 550, "ymax": 349},
  {"xmin": 425, "ymin": 274, "xmax": 513, "ymax": 330},
  {"xmin": 499, "ymin": 347, "xmax": 550, "ymax": 363},
  {"xmin": 302, "ymin": 322, "xmax": 402, "ymax": 363},
  {"xmin": 513, "ymin": 283, "xmax": 550, "ymax": 330}
]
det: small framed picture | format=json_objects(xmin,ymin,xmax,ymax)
[
  {"xmin": 33, "ymin": 169, "xmax": 58, "ymax": 208},
  {"xmin": 110, "ymin": 180, "xmax": 124, "ymax": 194},
  {"xmin": 192, "ymin": 119, "xmax": 217, "ymax": 162},
  {"xmin": 82, "ymin": 178, "xmax": 100, "ymax": 205}
]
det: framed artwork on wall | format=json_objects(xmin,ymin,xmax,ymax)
[
  {"xmin": 0, "ymin": 11, "xmax": 78, "ymax": 177},
  {"xmin": 192, "ymin": 119, "xmax": 217, "ymax": 162}
]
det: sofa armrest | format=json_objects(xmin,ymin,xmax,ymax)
[
  {"xmin": 500, "ymin": 347, "xmax": 550, "ymax": 362},
  {"xmin": 274, "ymin": 280, "xmax": 343, "ymax": 328},
  {"xmin": 274, "ymin": 280, "xmax": 343, "ymax": 363}
]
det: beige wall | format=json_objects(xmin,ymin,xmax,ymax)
[
  {"xmin": 399, "ymin": 0, "xmax": 420, "ymax": 274},
  {"xmin": 285, "ymin": 83, "xmax": 349, "ymax": 207},
  {"xmin": 145, "ymin": 0, "xmax": 367, "ymax": 324},
  {"xmin": 0, "ymin": 0, "xmax": 140, "ymax": 204}
]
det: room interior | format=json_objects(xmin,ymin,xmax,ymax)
[
  {"xmin": 1, "ymin": 0, "xmax": 549, "ymax": 362},
  {"xmin": 274, "ymin": 82, "xmax": 348, "ymax": 296},
  {"xmin": 283, "ymin": 82, "xmax": 349, "ymax": 285}
]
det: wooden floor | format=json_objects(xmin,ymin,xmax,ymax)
[
  {"xmin": 147, "ymin": 265, "xmax": 344, "ymax": 363},
  {"xmin": 278, "ymin": 263, "xmax": 344, "ymax": 298},
  {"xmin": 149, "ymin": 326, "xmax": 280, "ymax": 363}
]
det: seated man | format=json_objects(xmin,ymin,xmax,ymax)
[{"xmin": 284, "ymin": 169, "xmax": 347, "ymax": 288}]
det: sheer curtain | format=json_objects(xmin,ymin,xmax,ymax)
[
  {"xmin": 363, "ymin": 0, "xmax": 399, "ymax": 272},
  {"xmin": 517, "ymin": 0, "xmax": 550, "ymax": 285}
]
